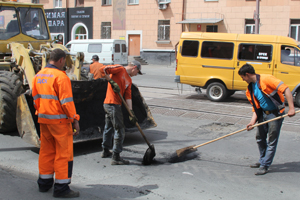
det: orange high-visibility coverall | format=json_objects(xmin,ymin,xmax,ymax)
[
  {"xmin": 90, "ymin": 62, "xmax": 104, "ymax": 79},
  {"xmin": 32, "ymin": 64, "xmax": 80, "ymax": 194}
]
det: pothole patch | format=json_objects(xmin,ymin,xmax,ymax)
[{"xmin": 188, "ymin": 122, "xmax": 239, "ymax": 139}]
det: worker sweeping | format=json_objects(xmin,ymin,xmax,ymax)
[
  {"xmin": 171, "ymin": 64, "xmax": 297, "ymax": 165},
  {"xmin": 100, "ymin": 61, "xmax": 142, "ymax": 165},
  {"xmin": 238, "ymin": 64, "xmax": 295, "ymax": 175},
  {"xmin": 32, "ymin": 48, "xmax": 80, "ymax": 198}
]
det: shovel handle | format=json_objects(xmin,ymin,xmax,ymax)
[
  {"xmin": 117, "ymin": 92, "xmax": 152, "ymax": 148},
  {"xmin": 193, "ymin": 109, "xmax": 300, "ymax": 150}
]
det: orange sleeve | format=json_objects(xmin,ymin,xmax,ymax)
[
  {"xmin": 32, "ymin": 75, "xmax": 40, "ymax": 114},
  {"xmin": 101, "ymin": 65, "xmax": 123, "ymax": 76},
  {"xmin": 99, "ymin": 65, "xmax": 106, "ymax": 78},
  {"xmin": 266, "ymin": 75, "xmax": 288, "ymax": 94},
  {"xmin": 56, "ymin": 75, "xmax": 80, "ymax": 122}
]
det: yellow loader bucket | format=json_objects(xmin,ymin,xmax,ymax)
[{"xmin": 16, "ymin": 79, "xmax": 156, "ymax": 147}]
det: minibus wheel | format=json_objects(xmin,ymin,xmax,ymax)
[
  {"xmin": 206, "ymin": 82, "xmax": 228, "ymax": 102},
  {"xmin": 295, "ymin": 91, "xmax": 300, "ymax": 107}
]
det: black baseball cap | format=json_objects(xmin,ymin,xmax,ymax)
[
  {"xmin": 91, "ymin": 55, "xmax": 99, "ymax": 61},
  {"xmin": 131, "ymin": 60, "xmax": 142, "ymax": 75}
]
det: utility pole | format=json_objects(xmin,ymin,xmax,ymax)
[{"xmin": 255, "ymin": 0, "xmax": 260, "ymax": 34}]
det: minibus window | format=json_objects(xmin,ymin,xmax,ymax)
[
  {"xmin": 238, "ymin": 44, "xmax": 255, "ymax": 60},
  {"xmin": 238, "ymin": 44, "xmax": 272, "ymax": 62},
  {"xmin": 201, "ymin": 41, "xmax": 234, "ymax": 59},
  {"xmin": 295, "ymin": 48, "xmax": 300, "ymax": 66},
  {"xmin": 181, "ymin": 40, "xmax": 199, "ymax": 57},
  {"xmin": 88, "ymin": 44, "xmax": 102, "ymax": 53},
  {"xmin": 115, "ymin": 44, "xmax": 120, "ymax": 53},
  {"xmin": 281, "ymin": 45, "xmax": 300, "ymax": 66},
  {"xmin": 255, "ymin": 45, "xmax": 272, "ymax": 61}
]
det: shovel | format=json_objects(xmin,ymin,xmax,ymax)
[{"xmin": 118, "ymin": 92, "xmax": 156, "ymax": 165}]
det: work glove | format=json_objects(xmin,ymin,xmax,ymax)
[
  {"xmin": 109, "ymin": 79, "xmax": 120, "ymax": 93},
  {"xmin": 129, "ymin": 110, "xmax": 138, "ymax": 125}
]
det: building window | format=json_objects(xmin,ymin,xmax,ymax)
[
  {"xmin": 75, "ymin": 26, "xmax": 87, "ymax": 40},
  {"xmin": 290, "ymin": 19, "xmax": 300, "ymax": 41},
  {"xmin": 206, "ymin": 25, "xmax": 218, "ymax": 32},
  {"xmin": 32, "ymin": 0, "xmax": 39, "ymax": 3},
  {"xmin": 158, "ymin": 0, "xmax": 171, "ymax": 3},
  {"xmin": 54, "ymin": 0, "xmax": 62, "ymax": 8},
  {"xmin": 71, "ymin": 23, "xmax": 89, "ymax": 40},
  {"xmin": 158, "ymin": 20, "xmax": 170, "ymax": 40},
  {"xmin": 128, "ymin": 0, "xmax": 139, "ymax": 5},
  {"xmin": 101, "ymin": 22, "xmax": 111, "ymax": 39},
  {"xmin": 245, "ymin": 19, "xmax": 255, "ymax": 34},
  {"xmin": 102, "ymin": 0, "xmax": 111, "ymax": 5},
  {"xmin": 75, "ymin": 0, "xmax": 84, "ymax": 7}
]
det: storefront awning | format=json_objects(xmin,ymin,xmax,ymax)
[{"xmin": 177, "ymin": 18, "xmax": 223, "ymax": 24}]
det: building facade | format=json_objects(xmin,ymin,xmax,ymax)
[{"xmin": 23, "ymin": 0, "xmax": 300, "ymax": 65}]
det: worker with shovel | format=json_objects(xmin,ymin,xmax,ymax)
[
  {"xmin": 238, "ymin": 64, "xmax": 295, "ymax": 175},
  {"xmin": 100, "ymin": 61, "xmax": 142, "ymax": 165}
]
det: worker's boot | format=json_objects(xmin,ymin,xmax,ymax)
[
  {"xmin": 101, "ymin": 148, "xmax": 112, "ymax": 158},
  {"xmin": 111, "ymin": 152, "xmax": 130, "ymax": 165}
]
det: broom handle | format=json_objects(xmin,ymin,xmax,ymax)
[
  {"xmin": 193, "ymin": 109, "xmax": 300, "ymax": 150},
  {"xmin": 117, "ymin": 92, "xmax": 152, "ymax": 147}
]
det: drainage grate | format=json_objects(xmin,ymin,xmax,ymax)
[{"xmin": 163, "ymin": 109, "xmax": 186, "ymax": 117}]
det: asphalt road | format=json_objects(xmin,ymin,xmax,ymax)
[{"xmin": 1, "ymin": 64, "xmax": 300, "ymax": 200}]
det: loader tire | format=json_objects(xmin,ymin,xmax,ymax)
[{"xmin": 0, "ymin": 71, "xmax": 24, "ymax": 132}]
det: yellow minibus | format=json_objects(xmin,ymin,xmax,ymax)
[{"xmin": 175, "ymin": 32, "xmax": 300, "ymax": 107}]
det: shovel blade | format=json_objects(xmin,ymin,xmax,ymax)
[{"xmin": 142, "ymin": 144, "xmax": 156, "ymax": 165}]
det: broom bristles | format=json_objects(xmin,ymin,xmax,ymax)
[
  {"xmin": 176, "ymin": 145, "xmax": 197, "ymax": 157},
  {"xmin": 168, "ymin": 145, "xmax": 198, "ymax": 163}
]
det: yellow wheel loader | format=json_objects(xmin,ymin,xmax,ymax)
[{"xmin": 0, "ymin": 1, "xmax": 156, "ymax": 147}]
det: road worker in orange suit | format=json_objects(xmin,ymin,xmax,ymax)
[
  {"xmin": 32, "ymin": 48, "xmax": 80, "ymax": 198},
  {"xmin": 100, "ymin": 60, "xmax": 142, "ymax": 165},
  {"xmin": 89, "ymin": 55, "xmax": 104, "ymax": 79}
]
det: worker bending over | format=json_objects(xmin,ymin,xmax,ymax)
[{"xmin": 100, "ymin": 60, "xmax": 142, "ymax": 165}]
